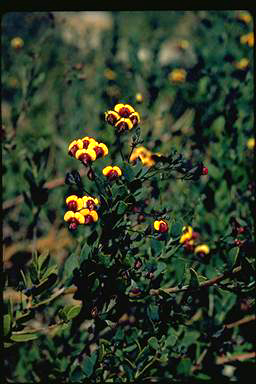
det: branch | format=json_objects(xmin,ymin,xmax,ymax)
[{"xmin": 150, "ymin": 266, "xmax": 242, "ymax": 296}]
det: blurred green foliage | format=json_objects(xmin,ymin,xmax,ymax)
[{"xmin": 2, "ymin": 11, "xmax": 255, "ymax": 382}]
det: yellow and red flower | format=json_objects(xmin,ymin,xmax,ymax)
[
  {"xmin": 68, "ymin": 139, "xmax": 84, "ymax": 157},
  {"xmin": 80, "ymin": 208, "xmax": 99, "ymax": 224},
  {"xmin": 102, "ymin": 165, "xmax": 122, "ymax": 180},
  {"xmin": 75, "ymin": 148, "xmax": 97, "ymax": 166},
  {"xmin": 82, "ymin": 196, "xmax": 100, "ymax": 211},
  {"xmin": 179, "ymin": 226, "xmax": 193, "ymax": 244},
  {"xmin": 236, "ymin": 11, "xmax": 252, "ymax": 24},
  {"xmin": 130, "ymin": 146, "xmax": 156, "ymax": 167},
  {"xmin": 64, "ymin": 211, "xmax": 85, "ymax": 230},
  {"xmin": 194, "ymin": 244, "xmax": 210, "ymax": 257},
  {"xmin": 234, "ymin": 58, "xmax": 250, "ymax": 70},
  {"xmin": 66, "ymin": 195, "xmax": 83, "ymax": 212},
  {"xmin": 154, "ymin": 219, "xmax": 168, "ymax": 233},
  {"xmin": 89, "ymin": 142, "xmax": 108, "ymax": 159}
]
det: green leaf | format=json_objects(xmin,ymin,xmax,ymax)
[
  {"xmin": 147, "ymin": 304, "xmax": 159, "ymax": 321},
  {"xmin": 228, "ymin": 247, "xmax": 239, "ymax": 267},
  {"xmin": 82, "ymin": 351, "xmax": 98, "ymax": 377},
  {"xmin": 11, "ymin": 332, "xmax": 40, "ymax": 342},
  {"xmin": 171, "ymin": 221, "xmax": 183, "ymax": 237},
  {"xmin": 62, "ymin": 304, "xmax": 82, "ymax": 321},
  {"xmin": 63, "ymin": 253, "xmax": 79, "ymax": 278},
  {"xmin": 37, "ymin": 249, "xmax": 50, "ymax": 274},
  {"xmin": 148, "ymin": 336, "xmax": 159, "ymax": 350},
  {"xmin": 32, "ymin": 273, "xmax": 57, "ymax": 296},
  {"xmin": 189, "ymin": 268, "xmax": 200, "ymax": 289},
  {"xmin": 116, "ymin": 201, "xmax": 128, "ymax": 215},
  {"xmin": 122, "ymin": 161, "xmax": 135, "ymax": 182},
  {"xmin": 41, "ymin": 264, "xmax": 58, "ymax": 279},
  {"xmin": 4, "ymin": 314, "xmax": 11, "ymax": 337},
  {"xmin": 177, "ymin": 357, "xmax": 192, "ymax": 376}
]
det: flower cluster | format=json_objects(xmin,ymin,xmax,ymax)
[
  {"xmin": 10, "ymin": 36, "xmax": 24, "ymax": 50},
  {"xmin": 105, "ymin": 103, "xmax": 140, "ymax": 134},
  {"xmin": 180, "ymin": 226, "xmax": 210, "ymax": 258},
  {"xmin": 130, "ymin": 146, "xmax": 156, "ymax": 167},
  {"xmin": 64, "ymin": 194, "xmax": 99, "ymax": 230},
  {"xmin": 68, "ymin": 136, "xmax": 108, "ymax": 166}
]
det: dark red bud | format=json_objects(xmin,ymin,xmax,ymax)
[
  {"xmin": 82, "ymin": 139, "xmax": 90, "ymax": 149},
  {"xmin": 69, "ymin": 218, "xmax": 78, "ymax": 231},
  {"xmin": 87, "ymin": 168, "xmax": 95, "ymax": 180},
  {"xmin": 202, "ymin": 167, "xmax": 208, "ymax": 175}
]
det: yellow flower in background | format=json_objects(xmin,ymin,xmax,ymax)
[
  {"xmin": 234, "ymin": 58, "xmax": 250, "ymax": 70},
  {"xmin": 177, "ymin": 39, "xmax": 189, "ymax": 50},
  {"xmin": 247, "ymin": 138, "xmax": 255, "ymax": 150},
  {"xmin": 10, "ymin": 37, "xmax": 24, "ymax": 49},
  {"xmin": 130, "ymin": 146, "xmax": 155, "ymax": 167},
  {"xmin": 169, "ymin": 69, "xmax": 187, "ymax": 83},
  {"xmin": 236, "ymin": 11, "xmax": 252, "ymax": 24},
  {"xmin": 104, "ymin": 68, "xmax": 116, "ymax": 80},
  {"xmin": 240, "ymin": 32, "xmax": 254, "ymax": 47},
  {"xmin": 194, "ymin": 244, "xmax": 210, "ymax": 255},
  {"xmin": 135, "ymin": 93, "xmax": 143, "ymax": 103}
]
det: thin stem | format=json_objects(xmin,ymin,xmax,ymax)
[{"xmin": 150, "ymin": 265, "xmax": 242, "ymax": 296}]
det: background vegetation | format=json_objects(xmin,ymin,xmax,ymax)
[{"xmin": 2, "ymin": 11, "xmax": 255, "ymax": 382}]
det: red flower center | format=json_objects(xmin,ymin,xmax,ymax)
[
  {"xmin": 84, "ymin": 214, "xmax": 93, "ymax": 224},
  {"xmin": 107, "ymin": 169, "xmax": 118, "ymax": 180},
  {"xmin": 86, "ymin": 199, "xmax": 96, "ymax": 210},
  {"xmin": 69, "ymin": 145, "xmax": 78, "ymax": 157},
  {"xmin": 116, "ymin": 121, "xmax": 128, "ymax": 133},
  {"xmin": 107, "ymin": 113, "xmax": 119, "ymax": 125},
  {"xmin": 79, "ymin": 153, "xmax": 92, "ymax": 166},
  {"xmin": 83, "ymin": 140, "xmax": 90, "ymax": 149},
  {"xmin": 67, "ymin": 200, "xmax": 77, "ymax": 211},
  {"xmin": 119, "ymin": 107, "xmax": 131, "ymax": 118},
  {"xmin": 94, "ymin": 146, "xmax": 104, "ymax": 158},
  {"xmin": 130, "ymin": 114, "xmax": 139, "ymax": 127}
]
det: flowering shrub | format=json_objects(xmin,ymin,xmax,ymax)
[{"xmin": 3, "ymin": 11, "xmax": 255, "ymax": 382}]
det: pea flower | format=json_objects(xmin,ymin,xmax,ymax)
[
  {"xmin": 194, "ymin": 244, "xmax": 210, "ymax": 257},
  {"xmin": 80, "ymin": 208, "xmax": 99, "ymax": 224},
  {"xmin": 130, "ymin": 146, "xmax": 156, "ymax": 167},
  {"xmin": 236, "ymin": 11, "xmax": 252, "ymax": 24},
  {"xmin": 234, "ymin": 58, "xmax": 250, "ymax": 70},
  {"xmin": 154, "ymin": 219, "xmax": 168, "ymax": 233},
  {"xmin": 66, "ymin": 195, "xmax": 83, "ymax": 211},
  {"xmin": 75, "ymin": 148, "xmax": 97, "ymax": 166},
  {"xmin": 102, "ymin": 166, "xmax": 122, "ymax": 181},
  {"xmin": 82, "ymin": 196, "xmax": 100, "ymax": 211},
  {"xmin": 64, "ymin": 211, "xmax": 85, "ymax": 230},
  {"xmin": 179, "ymin": 226, "xmax": 193, "ymax": 244}
]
